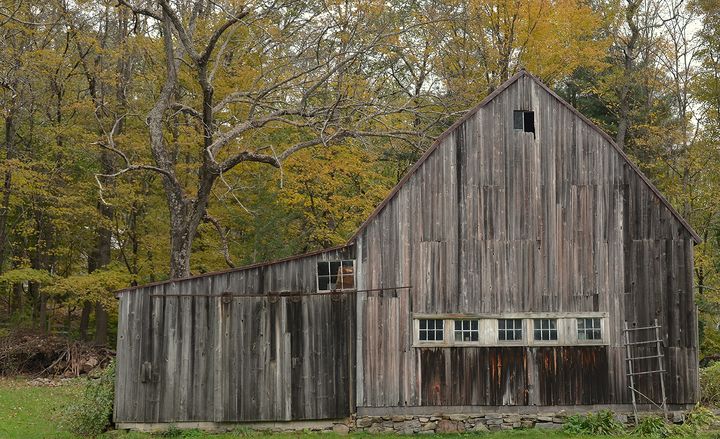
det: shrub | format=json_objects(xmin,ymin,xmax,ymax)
[
  {"xmin": 668, "ymin": 404, "xmax": 717, "ymax": 437},
  {"xmin": 62, "ymin": 359, "xmax": 115, "ymax": 436},
  {"xmin": 634, "ymin": 415, "xmax": 670, "ymax": 437},
  {"xmin": 700, "ymin": 362, "xmax": 720, "ymax": 406},
  {"xmin": 563, "ymin": 410, "xmax": 625, "ymax": 435}
]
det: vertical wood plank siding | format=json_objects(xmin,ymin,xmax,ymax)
[
  {"xmin": 114, "ymin": 248, "xmax": 356, "ymax": 423},
  {"xmin": 357, "ymin": 75, "xmax": 697, "ymax": 407},
  {"xmin": 115, "ymin": 72, "xmax": 698, "ymax": 424}
]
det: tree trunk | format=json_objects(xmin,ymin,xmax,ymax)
[
  {"xmin": 89, "ymin": 195, "xmax": 112, "ymax": 346},
  {"xmin": 169, "ymin": 221, "xmax": 194, "ymax": 279},
  {"xmin": 10, "ymin": 283, "xmax": 22, "ymax": 316},
  {"xmin": 79, "ymin": 301, "xmax": 92, "ymax": 340}
]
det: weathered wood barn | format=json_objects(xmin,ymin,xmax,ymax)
[{"xmin": 115, "ymin": 70, "xmax": 700, "ymax": 429}]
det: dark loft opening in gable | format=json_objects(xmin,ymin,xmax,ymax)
[{"xmin": 513, "ymin": 110, "xmax": 535, "ymax": 135}]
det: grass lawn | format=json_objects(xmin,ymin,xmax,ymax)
[
  {"xmin": 0, "ymin": 377, "xmax": 80, "ymax": 439},
  {"xmin": 0, "ymin": 377, "xmax": 718, "ymax": 438}
]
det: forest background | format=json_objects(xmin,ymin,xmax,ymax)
[{"xmin": 0, "ymin": 0, "xmax": 719, "ymax": 356}]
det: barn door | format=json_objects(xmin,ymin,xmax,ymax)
[{"xmin": 217, "ymin": 293, "xmax": 356, "ymax": 422}]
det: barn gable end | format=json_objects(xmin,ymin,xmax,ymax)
[{"xmin": 354, "ymin": 71, "xmax": 698, "ymax": 409}]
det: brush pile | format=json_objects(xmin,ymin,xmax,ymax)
[{"xmin": 0, "ymin": 329, "xmax": 114, "ymax": 376}]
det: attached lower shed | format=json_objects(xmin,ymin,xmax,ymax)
[{"xmin": 115, "ymin": 71, "xmax": 700, "ymax": 429}]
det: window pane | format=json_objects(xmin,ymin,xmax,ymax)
[
  {"xmin": 419, "ymin": 319, "xmax": 444, "ymax": 342},
  {"xmin": 513, "ymin": 110, "xmax": 524, "ymax": 129},
  {"xmin": 523, "ymin": 111, "xmax": 535, "ymax": 134},
  {"xmin": 455, "ymin": 321, "xmax": 461, "ymax": 330},
  {"xmin": 317, "ymin": 262, "xmax": 329, "ymax": 276},
  {"xmin": 318, "ymin": 276, "xmax": 330, "ymax": 291},
  {"xmin": 342, "ymin": 260, "xmax": 353, "ymax": 267},
  {"xmin": 330, "ymin": 261, "xmax": 341, "ymax": 273}
]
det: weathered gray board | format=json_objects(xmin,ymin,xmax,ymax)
[
  {"xmin": 114, "ymin": 248, "xmax": 356, "ymax": 423},
  {"xmin": 354, "ymin": 72, "xmax": 698, "ymax": 408},
  {"xmin": 115, "ymin": 71, "xmax": 699, "ymax": 425}
]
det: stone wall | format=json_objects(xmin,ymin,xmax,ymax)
[{"xmin": 324, "ymin": 411, "xmax": 687, "ymax": 435}]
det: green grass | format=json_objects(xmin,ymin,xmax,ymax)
[
  {"xmin": 0, "ymin": 377, "xmax": 718, "ymax": 438},
  {"xmin": 0, "ymin": 377, "xmax": 81, "ymax": 438}
]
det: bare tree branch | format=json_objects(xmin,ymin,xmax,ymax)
[{"xmin": 203, "ymin": 214, "xmax": 235, "ymax": 268}]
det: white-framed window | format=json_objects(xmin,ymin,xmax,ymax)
[
  {"xmin": 498, "ymin": 319, "xmax": 523, "ymax": 341},
  {"xmin": 412, "ymin": 314, "xmax": 608, "ymax": 347},
  {"xmin": 316, "ymin": 260, "xmax": 355, "ymax": 291},
  {"xmin": 419, "ymin": 319, "xmax": 444, "ymax": 342},
  {"xmin": 577, "ymin": 318, "xmax": 602, "ymax": 341},
  {"xmin": 454, "ymin": 319, "xmax": 479, "ymax": 342},
  {"xmin": 533, "ymin": 319, "xmax": 558, "ymax": 341}
]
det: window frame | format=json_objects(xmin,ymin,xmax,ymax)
[
  {"xmin": 533, "ymin": 318, "xmax": 559, "ymax": 342},
  {"xmin": 513, "ymin": 110, "xmax": 535, "ymax": 135},
  {"xmin": 453, "ymin": 319, "xmax": 480, "ymax": 343},
  {"xmin": 576, "ymin": 317, "xmax": 604, "ymax": 343},
  {"xmin": 316, "ymin": 259, "xmax": 355, "ymax": 292},
  {"xmin": 497, "ymin": 318, "xmax": 524, "ymax": 343},
  {"xmin": 416, "ymin": 319, "xmax": 445, "ymax": 344},
  {"xmin": 411, "ymin": 313, "xmax": 608, "ymax": 348}
]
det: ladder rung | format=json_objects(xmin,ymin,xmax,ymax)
[
  {"xmin": 625, "ymin": 354, "xmax": 664, "ymax": 361},
  {"xmin": 624, "ymin": 325, "xmax": 662, "ymax": 331},
  {"xmin": 624, "ymin": 340, "xmax": 663, "ymax": 346},
  {"xmin": 627, "ymin": 370, "xmax": 666, "ymax": 376}
]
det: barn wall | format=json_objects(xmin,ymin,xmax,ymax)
[
  {"xmin": 114, "ymin": 247, "xmax": 356, "ymax": 423},
  {"xmin": 356, "ymin": 74, "xmax": 698, "ymax": 408}
]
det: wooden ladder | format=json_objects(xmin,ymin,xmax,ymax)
[{"xmin": 623, "ymin": 319, "xmax": 668, "ymax": 425}]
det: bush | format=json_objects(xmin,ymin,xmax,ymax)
[
  {"xmin": 634, "ymin": 415, "xmax": 670, "ymax": 437},
  {"xmin": 700, "ymin": 362, "xmax": 720, "ymax": 406},
  {"xmin": 62, "ymin": 359, "xmax": 115, "ymax": 436},
  {"xmin": 669, "ymin": 404, "xmax": 717, "ymax": 437},
  {"xmin": 563, "ymin": 410, "xmax": 625, "ymax": 435}
]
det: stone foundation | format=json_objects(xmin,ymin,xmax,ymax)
[
  {"xmin": 326, "ymin": 411, "xmax": 688, "ymax": 435},
  {"xmin": 117, "ymin": 409, "xmax": 690, "ymax": 434}
]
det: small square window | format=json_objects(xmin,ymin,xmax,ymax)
[
  {"xmin": 513, "ymin": 110, "xmax": 535, "ymax": 134},
  {"xmin": 578, "ymin": 318, "xmax": 602, "ymax": 340},
  {"xmin": 419, "ymin": 319, "xmax": 444, "ymax": 342},
  {"xmin": 498, "ymin": 319, "xmax": 523, "ymax": 341},
  {"xmin": 533, "ymin": 319, "xmax": 558, "ymax": 341},
  {"xmin": 454, "ymin": 320, "xmax": 479, "ymax": 342},
  {"xmin": 317, "ymin": 260, "xmax": 355, "ymax": 291}
]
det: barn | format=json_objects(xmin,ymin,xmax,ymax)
[{"xmin": 114, "ymin": 70, "xmax": 700, "ymax": 431}]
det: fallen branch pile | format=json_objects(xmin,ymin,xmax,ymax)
[{"xmin": 0, "ymin": 330, "xmax": 114, "ymax": 376}]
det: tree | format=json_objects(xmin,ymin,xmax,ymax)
[{"xmin": 109, "ymin": 0, "xmax": 423, "ymax": 278}]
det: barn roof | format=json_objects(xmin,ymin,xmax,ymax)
[
  {"xmin": 348, "ymin": 69, "xmax": 702, "ymax": 244},
  {"xmin": 120, "ymin": 70, "xmax": 700, "ymax": 293}
]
